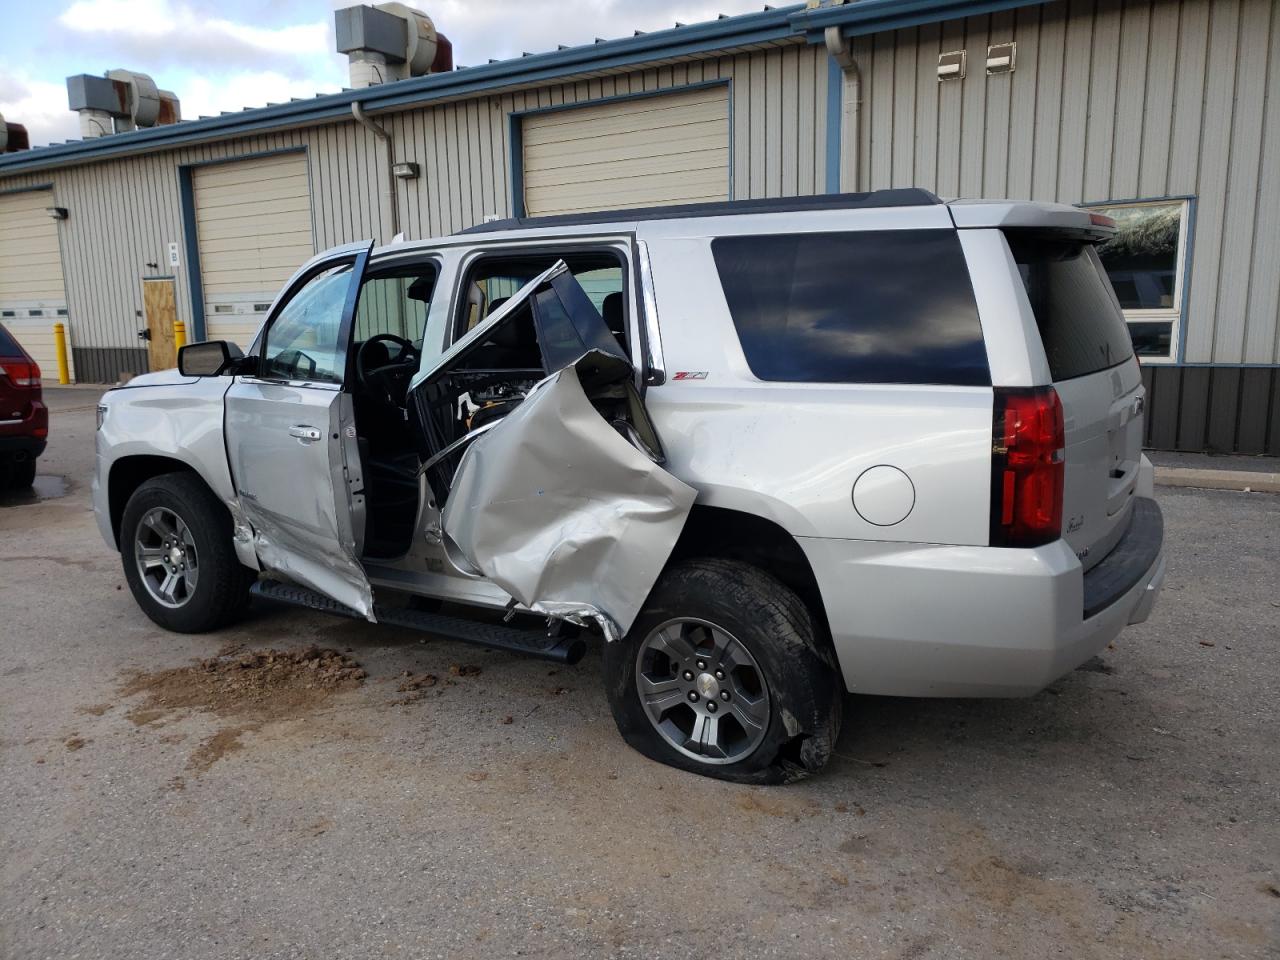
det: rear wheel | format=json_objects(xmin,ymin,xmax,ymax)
[
  {"xmin": 120, "ymin": 473, "xmax": 255, "ymax": 632},
  {"xmin": 4, "ymin": 458, "xmax": 36, "ymax": 489},
  {"xmin": 604, "ymin": 558, "xmax": 843, "ymax": 783}
]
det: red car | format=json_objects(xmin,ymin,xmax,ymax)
[{"xmin": 0, "ymin": 323, "xmax": 47, "ymax": 489}]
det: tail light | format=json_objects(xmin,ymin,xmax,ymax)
[
  {"xmin": 990, "ymin": 386, "xmax": 1064, "ymax": 548},
  {"xmin": 0, "ymin": 360, "xmax": 41, "ymax": 388}
]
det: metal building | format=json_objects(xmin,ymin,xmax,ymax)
[{"xmin": 0, "ymin": 0, "xmax": 1277, "ymax": 453}]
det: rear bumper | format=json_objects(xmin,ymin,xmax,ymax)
[{"xmin": 799, "ymin": 496, "xmax": 1165, "ymax": 697}]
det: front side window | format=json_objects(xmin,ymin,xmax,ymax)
[
  {"xmin": 1081, "ymin": 199, "xmax": 1188, "ymax": 362},
  {"xmin": 261, "ymin": 263, "xmax": 352, "ymax": 383},
  {"xmin": 712, "ymin": 230, "xmax": 989, "ymax": 386}
]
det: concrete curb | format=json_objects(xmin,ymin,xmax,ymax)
[{"xmin": 1155, "ymin": 467, "xmax": 1280, "ymax": 494}]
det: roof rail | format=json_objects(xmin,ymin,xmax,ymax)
[{"xmin": 456, "ymin": 188, "xmax": 942, "ymax": 234}]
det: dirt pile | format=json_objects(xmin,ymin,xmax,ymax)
[{"xmin": 119, "ymin": 645, "xmax": 366, "ymax": 772}]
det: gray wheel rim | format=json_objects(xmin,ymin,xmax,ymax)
[
  {"xmin": 635, "ymin": 617, "xmax": 771, "ymax": 766},
  {"xmin": 134, "ymin": 506, "xmax": 199, "ymax": 609}
]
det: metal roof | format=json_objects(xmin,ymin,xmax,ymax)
[{"xmin": 0, "ymin": 0, "xmax": 1048, "ymax": 176}]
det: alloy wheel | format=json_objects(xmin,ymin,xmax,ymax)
[
  {"xmin": 134, "ymin": 507, "xmax": 200, "ymax": 609},
  {"xmin": 635, "ymin": 617, "xmax": 771, "ymax": 765}
]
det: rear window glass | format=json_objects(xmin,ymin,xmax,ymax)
[
  {"xmin": 0, "ymin": 324, "xmax": 18, "ymax": 355},
  {"xmin": 711, "ymin": 230, "xmax": 989, "ymax": 386},
  {"xmin": 1005, "ymin": 232, "xmax": 1134, "ymax": 381}
]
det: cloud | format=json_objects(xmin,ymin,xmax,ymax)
[
  {"xmin": 58, "ymin": 0, "xmax": 334, "ymax": 78},
  {"xmin": 382, "ymin": 0, "xmax": 774, "ymax": 65},
  {"xmin": 4, "ymin": 0, "xmax": 773, "ymax": 146},
  {"xmin": 180, "ymin": 71, "xmax": 342, "ymax": 121},
  {"xmin": 0, "ymin": 70, "xmax": 81, "ymax": 147}
]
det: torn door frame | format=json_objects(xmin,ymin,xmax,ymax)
[{"xmin": 407, "ymin": 260, "xmax": 696, "ymax": 640}]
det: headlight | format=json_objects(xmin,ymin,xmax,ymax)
[{"xmin": 96, "ymin": 404, "xmax": 108, "ymax": 430}]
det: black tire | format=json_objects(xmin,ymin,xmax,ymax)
[
  {"xmin": 119, "ymin": 472, "xmax": 255, "ymax": 633},
  {"xmin": 4, "ymin": 458, "xmax": 36, "ymax": 490},
  {"xmin": 604, "ymin": 558, "xmax": 843, "ymax": 784}
]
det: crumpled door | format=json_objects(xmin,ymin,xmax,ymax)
[
  {"xmin": 442, "ymin": 352, "xmax": 696, "ymax": 639},
  {"xmin": 412, "ymin": 260, "xmax": 696, "ymax": 639}
]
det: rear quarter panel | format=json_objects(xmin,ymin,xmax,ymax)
[{"xmin": 642, "ymin": 236, "xmax": 994, "ymax": 546}]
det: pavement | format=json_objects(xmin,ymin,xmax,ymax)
[
  {"xmin": 1149, "ymin": 451, "xmax": 1280, "ymax": 495},
  {"xmin": 1, "ymin": 387, "xmax": 1277, "ymax": 960}
]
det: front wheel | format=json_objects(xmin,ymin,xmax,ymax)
[
  {"xmin": 120, "ymin": 473, "xmax": 255, "ymax": 632},
  {"xmin": 603, "ymin": 558, "xmax": 843, "ymax": 783}
]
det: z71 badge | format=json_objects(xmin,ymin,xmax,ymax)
[{"xmin": 671, "ymin": 371, "xmax": 709, "ymax": 381}]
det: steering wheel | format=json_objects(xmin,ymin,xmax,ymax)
[{"xmin": 356, "ymin": 334, "xmax": 417, "ymax": 407}]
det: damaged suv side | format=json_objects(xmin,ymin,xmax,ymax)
[{"xmin": 95, "ymin": 190, "xmax": 1165, "ymax": 783}]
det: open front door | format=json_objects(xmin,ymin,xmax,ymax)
[
  {"xmin": 224, "ymin": 242, "xmax": 375, "ymax": 616},
  {"xmin": 409, "ymin": 260, "xmax": 696, "ymax": 639}
]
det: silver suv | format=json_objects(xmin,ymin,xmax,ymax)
[{"xmin": 94, "ymin": 190, "xmax": 1166, "ymax": 783}]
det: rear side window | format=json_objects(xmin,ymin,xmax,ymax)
[
  {"xmin": 712, "ymin": 230, "xmax": 989, "ymax": 386},
  {"xmin": 0, "ymin": 324, "xmax": 19, "ymax": 355},
  {"xmin": 1004, "ymin": 232, "xmax": 1134, "ymax": 381}
]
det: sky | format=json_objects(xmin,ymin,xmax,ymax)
[{"xmin": 0, "ymin": 0, "xmax": 776, "ymax": 147}]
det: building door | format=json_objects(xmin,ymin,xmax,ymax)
[
  {"xmin": 192, "ymin": 151, "xmax": 315, "ymax": 350},
  {"xmin": 0, "ymin": 188, "xmax": 73, "ymax": 379},
  {"xmin": 521, "ymin": 84, "xmax": 730, "ymax": 217},
  {"xmin": 141, "ymin": 278, "xmax": 178, "ymax": 371}
]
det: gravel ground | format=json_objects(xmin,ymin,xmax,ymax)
[{"xmin": 1, "ymin": 388, "xmax": 1277, "ymax": 959}]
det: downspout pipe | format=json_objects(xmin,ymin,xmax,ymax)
[
  {"xmin": 351, "ymin": 100, "xmax": 399, "ymax": 241},
  {"xmin": 824, "ymin": 24, "xmax": 860, "ymax": 194}
]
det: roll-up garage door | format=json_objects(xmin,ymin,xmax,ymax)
[
  {"xmin": 522, "ymin": 85, "xmax": 730, "ymax": 217},
  {"xmin": 0, "ymin": 189, "xmax": 72, "ymax": 379},
  {"xmin": 192, "ymin": 152, "xmax": 314, "ymax": 347}
]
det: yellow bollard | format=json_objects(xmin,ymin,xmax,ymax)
[
  {"xmin": 53, "ymin": 321, "xmax": 70, "ymax": 385},
  {"xmin": 173, "ymin": 319, "xmax": 187, "ymax": 351}
]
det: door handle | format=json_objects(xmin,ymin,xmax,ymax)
[{"xmin": 288, "ymin": 425, "xmax": 322, "ymax": 443}]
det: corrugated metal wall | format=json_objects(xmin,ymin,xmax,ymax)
[
  {"xmin": 0, "ymin": 41, "xmax": 825, "ymax": 381},
  {"xmin": 847, "ymin": 0, "xmax": 1280, "ymax": 367}
]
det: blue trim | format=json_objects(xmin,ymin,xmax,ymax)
[
  {"xmin": 177, "ymin": 165, "xmax": 205, "ymax": 342},
  {"xmin": 0, "ymin": 7, "xmax": 798, "ymax": 176},
  {"xmin": 825, "ymin": 57, "xmax": 843, "ymax": 194},
  {"xmin": 508, "ymin": 79, "xmax": 735, "ymax": 215},
  {"xmin": 508, "ymin": 112, "xmax": 525, "ymax": 219},
  {"xmin": 791, "ymin": 0, "xmax": 1049, "ymax": 40},
  {"xmin": 1177, "ymin": 198, "xmax": 1197, "ymax": 365},
  {"xmin": 0, "ymin": 181, "xmax": 53, "ymax": 196},
  {"xmin": 181, "ymin": 145, "xmax": 305, "ymax": 171}
]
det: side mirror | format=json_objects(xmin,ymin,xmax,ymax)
[{"xmin": 177, "ymin": 340, "xmax": 245, "ymax": 377}]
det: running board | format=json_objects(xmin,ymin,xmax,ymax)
[{"xmin": 249, "ymin": 580, "xmax": 586, "ymax": 664}]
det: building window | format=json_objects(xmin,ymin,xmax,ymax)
[{"xmin": 1082, "ymin": 199, "xmax": 1189, "ymax": 362}]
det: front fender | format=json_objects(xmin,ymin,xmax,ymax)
[{"xmin": 97, "ymin": 378, "xmax": 238, "ymax": 543}]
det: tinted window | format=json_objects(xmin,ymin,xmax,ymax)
[
  {"xmin": 0, "ymin": 324, "xmax": 20, "ymax": 356},
  {"xmin": 1005, "ymin": 232, "xmax": 1134, "ymax": 381},
  {"xmin": 711, "ymin": 230, "xmax": 989, "ymax": 386}
]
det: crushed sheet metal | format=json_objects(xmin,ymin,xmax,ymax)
[{"xmin": 441, "ymin": 364, "xmax": 696, "ymax": 637}]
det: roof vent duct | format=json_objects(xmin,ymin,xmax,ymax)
[
  {"xmin": 0, "ymin": 114, "xmax": 31, "ymax": 153},
  {"xmin": 66, "ymin": 70, "xmax": 181, "ymax": 139},
  {"xmin": 336, "ymin": 3, "xmax": 453, "ymax": 88}
]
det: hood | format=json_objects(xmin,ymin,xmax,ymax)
[{"xmin": 114, "ymin": 369, "xmax": 199, "ymax": 389}]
